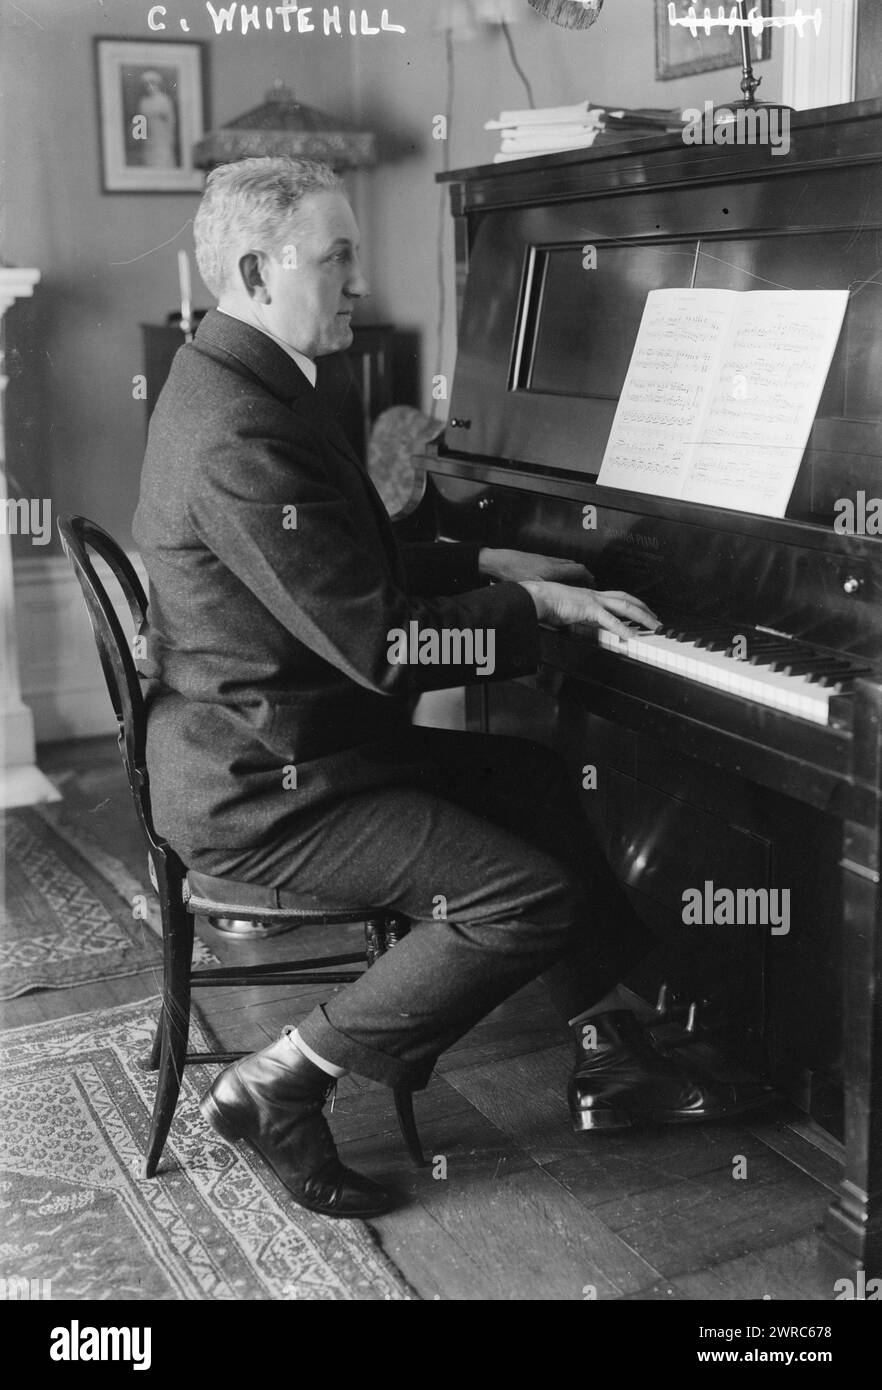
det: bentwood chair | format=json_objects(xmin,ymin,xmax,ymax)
[{"xmin": 58, "ymin": 516, "xmax": 428, "ymax": 1178}]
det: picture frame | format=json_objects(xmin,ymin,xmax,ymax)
[
  {"xmin": 656, "ymin": 2, "xmax": 773, "ymax": 81},
  {"xmin": 94, "ymin": 38, "xmax": 207, "ymax": 193}
]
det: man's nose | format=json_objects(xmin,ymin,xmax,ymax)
[{"xmin": 346, "ymin": 257, "xmax": 370, "ymax": 299}]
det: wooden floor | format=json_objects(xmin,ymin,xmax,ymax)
[{"xmin": 6, "ymin": 735, "xmax": 851, "ymax": 1301}]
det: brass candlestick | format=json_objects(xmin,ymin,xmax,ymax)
[{"xmin": 728, "ymin": 0, "xmax": 793, "ymax": 114}]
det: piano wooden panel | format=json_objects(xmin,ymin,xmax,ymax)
[
  {"xmin": 430, "ymin": 100, "xmax": 882, "ymax": 1273},
  {"xmin": 442, "ymin": 108, "xmax": 882, "ymax": 528}
]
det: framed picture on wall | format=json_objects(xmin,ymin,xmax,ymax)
[
  {"xmin": 656, "ymin": 2, "xmax": 773, "ymax": 81},
  {"xmin": 95, "ymin": 38, "xmax": 207, "ymax": 192}
]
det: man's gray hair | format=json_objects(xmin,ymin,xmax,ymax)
[{"xmin": 194, "ymin": 157, "xmax": 342, "ymax": 298}]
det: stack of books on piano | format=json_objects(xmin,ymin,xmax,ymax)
[{"xmin": 485, "ymin": 103, "xmax": 685, "ymax": 163}]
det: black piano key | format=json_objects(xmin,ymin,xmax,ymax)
[
  {"xmin": 663, "ymin": 626, "xmax": 731, "ymax": 642},
  {"xmin": 783, "ymin": 653, "xmax": 844, "ymax": 669},
  {"xmin": 785, "ymin": 665, "xmax": 844, "ymax": 679},
  {"xmin": 763, "ymin": 649, "xmax": 803, "ymax": 662},
  {"xmin": 746, "ymin": 640, "xmax": 798, "ymax": 654},
  {"xmin": 810, "ymin": 667, "xmax": 871, "ymax": 688},
  {"xmin": 725, "ymin": 642, "xmax": 782, "ymax": 658},
  {"xmin": 781, "ymin": 653, "xmax": 859, "ymax": 673},
  {"xmin": 768, "ymin": 659, "xmax": 807, "ymax": 673},
  {"xmin": 728, "ymin": 640, "xmax": 787, "ymax": 660},
  {"xmin": 801, "ymin": 664, "xmax": 851, "ymax": 681},
  {"xmin": 805, "ymin": 664, "xmax": 872, "ymax": 681},
  {"xmin": 689, "ymin": 630, "xmax": 742, "ymax": 648},
  {"xmin": 747, "ymin": 646, "xmax": 796, "ymax": 665}
]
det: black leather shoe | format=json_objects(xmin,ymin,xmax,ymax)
[
  {"xmin": 200, "ymin": 1029, "xmax": 396, "ymax": 1218},
  {"xmin": 569, "ymin": 1010, "xmax": 774, "ymax": 1132}
]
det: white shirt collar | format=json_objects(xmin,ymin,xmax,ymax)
[
  {"xmin": 216, "ymin": 308, "xmax": 317, "ymax": 387},
  {"xmin": 278, "ymin": 342, "xmax": 317, "ymax": 388}
]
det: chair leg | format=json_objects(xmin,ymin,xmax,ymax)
[
  {"xmin": 142, "ymin": 898, "xmax": 194, "ymax": 1179},
  {"xmin": 394, "ymin": 1086, "xmax": 428, "ymax": 1168},
  {"xmin": 143, "ymin": 1008, "xmax": 164, "ymax": 1072},
  {"xmin": 134, "ymin": 1006, "xmax": 164, "ymax": 1072}
]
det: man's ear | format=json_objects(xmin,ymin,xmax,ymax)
[{"xmin": 238, "ymin": 250, "xmax": 271, "ymax": 303}]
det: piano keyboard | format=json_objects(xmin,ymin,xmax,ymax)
[{"xmin": 596, "ymin": 622, "xmax": 870, "ymax": 725}]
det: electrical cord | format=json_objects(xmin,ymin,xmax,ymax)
[{"xmin": 500, "ymin": 17, "xmax": 536, "ymax": 108}]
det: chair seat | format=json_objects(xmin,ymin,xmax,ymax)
[{"xmin": 185, "ymin": 869, "xmax": 388, "ymax": 923}]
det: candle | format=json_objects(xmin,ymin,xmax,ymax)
[{"xmin": 177, "ymin": 249, "xmax": 192, "ymax": 337}]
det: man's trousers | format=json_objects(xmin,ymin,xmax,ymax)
[{"xmin": 185, "ymin": 728, "xmax": 654, "ymax": 1088}]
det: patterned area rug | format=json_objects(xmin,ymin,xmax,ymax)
[
  {"xmin": 0, "ymin": 998, "xmax": 415, "ymax": 1300},
  {"xmin": 0, "ymin": 807, "xmax": 213, "ymax": 1000}
]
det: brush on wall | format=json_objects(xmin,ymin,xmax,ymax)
[{"xmin": 527, "ymin": 0, "xmax": 604, "ymax": 29}]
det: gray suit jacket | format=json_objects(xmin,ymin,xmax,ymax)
[{"xmin": 133, "ymin": 310, "xmax": 539, "ymax": 852}]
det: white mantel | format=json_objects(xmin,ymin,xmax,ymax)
[
  {"xmin": 0, "ymin": 267, "xmax": 60, "ymax": 808},
  {"xmin": 0, "ymin": 268, "xmax": 40, "ymax": 317}
]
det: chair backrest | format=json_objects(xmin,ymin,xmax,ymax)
[{"xmin": 57, "ymin": 516, "xmax": 164, "ymax": 859}]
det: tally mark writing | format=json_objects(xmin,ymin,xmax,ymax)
[{"xmin": 667, "ymin": 5, "xmax": 823, "ymax": 40}]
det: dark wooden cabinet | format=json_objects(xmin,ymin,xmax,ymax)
[{"xmin": 141, "ymin": 320, "xmax": 420, "ymax": 463}]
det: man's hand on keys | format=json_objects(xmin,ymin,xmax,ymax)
[{"xmin": 520, "ymin": 580, "xmax": 660, "ymax": 640}]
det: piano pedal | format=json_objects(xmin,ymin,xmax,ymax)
[
  {"xmin": 650, "ymin": 987, "xmax": 717, "ymax": 1048},
  {"xmin": 652, "ymin": 981, "xmax": 695, "ymax": 1025},
  {"xmin": 654, "ymin": 981, "xmax": 674, "ymax": 1018}
]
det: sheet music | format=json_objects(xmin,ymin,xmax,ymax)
[
  {"xmin": 684, "ymin": 291, "xmax": 849, "ymax": 514},
  {"xmin": 596, "ymin": 289, "xmax": 734, "ymax": 499},
  {"xmin": 597, "ymin": 288, "xmax": 849, "ymax": 517}
]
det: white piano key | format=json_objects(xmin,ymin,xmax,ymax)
[{"xmin": 594, "ymin": 627, "xmax": 835, "ymax": 724}]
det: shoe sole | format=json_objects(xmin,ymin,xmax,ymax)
[
  {"xmin": 571, "ymin": 1107, "xmax": 635, "ymax": 1132},
  {"xmin": 571, "ymin": 1091, "xmax": 776, "ymax": 1133},
  {"xmin": 199, "ymin": 1092, "xmax": 397, "ymax": 1219}
]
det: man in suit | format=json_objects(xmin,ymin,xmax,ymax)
[{"xmin": 134, "ymin": 158, "xmax": 765, "ymax": 1219}]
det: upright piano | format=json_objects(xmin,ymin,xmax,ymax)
[{"xmin": 420, "ymin": 99, "xmax": 882, "ymax": 1273}]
